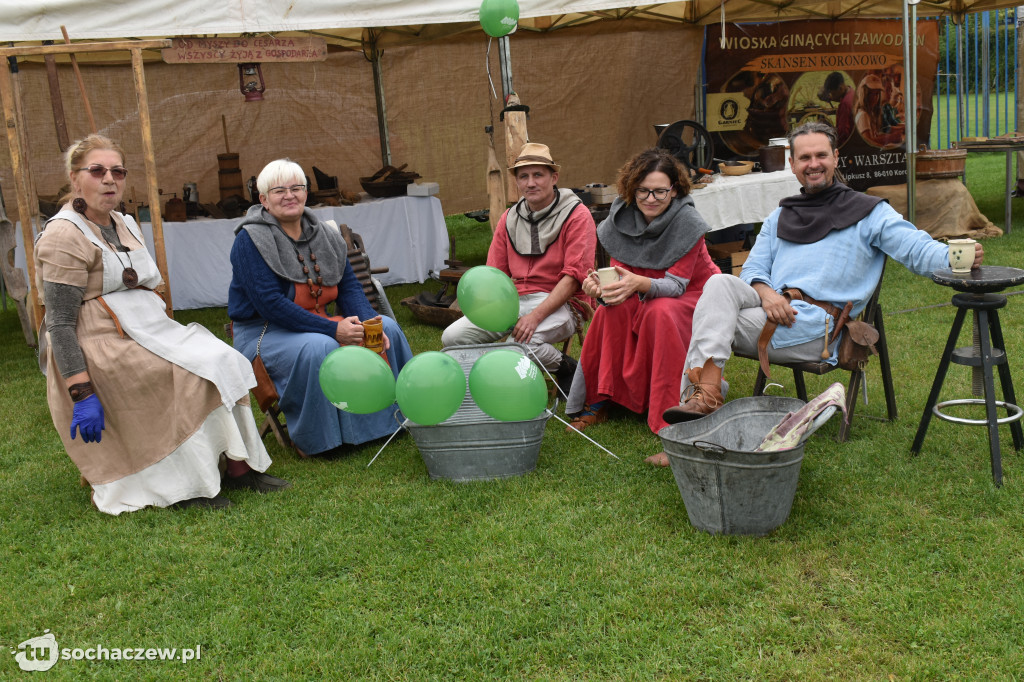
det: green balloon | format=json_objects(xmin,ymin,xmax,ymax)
[
  {"xmin": 479, "ymin": 0, "xmax": 519, "ymax": 38},
  {"xmin": 319, "ymin": 346, "xmax": 396, "ymax": 414},
  {"xmin": 396, "ymin": 352, "xmax": 467, "ymax": 425},
  {"xmin": 468, "ymin": 349, "xmax": 547, "ymax": 421},
  {"xmin": 457, "ymin": 265, "xmax": 519, "ymax": 333}
]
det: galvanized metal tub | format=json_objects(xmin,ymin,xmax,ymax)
[
  {"xmin": 658, "ymin": 396, "xmax": 810, "ymax": 536},
  {"xmin": 407, "ymin": 343, "xmax": 550, "ymax": 482}
]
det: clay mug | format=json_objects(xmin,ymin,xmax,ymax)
[{"xmin": 948, "ymin": 238, "xmax": 977, "ymax": 274}]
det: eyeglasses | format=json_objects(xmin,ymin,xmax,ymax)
[
  {"xmin": 635, "ymin": 187, "xmax": 672, "ymax": 201},
  {"xmin": 267, "ymin": 184, "xmax": 308, "ymax": 197},
  {"xmin": 75, "ymin": 164, "xmax": 128, "ymax": 181}
]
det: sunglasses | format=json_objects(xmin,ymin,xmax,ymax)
[{"xmin": 75, "ymin": 164, "xmax": 128, "ymax": 181}]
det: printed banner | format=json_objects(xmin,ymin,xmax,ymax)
[{"xmin": 704, "ymin": 20, "xmax": 939, "ymax": 190}]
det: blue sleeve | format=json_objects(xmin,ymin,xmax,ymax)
[
  {"xmin": 335, "ymin": 257, "xmax": 379, "ymax": 320},
  {"xmin": 228, "ymin": 230, "xmax": 337, "ymax": 336},
  {"xmin": 871, "ymin": 203, "xmax": 951, "ymax": 277},
  {"xmin": 739, "ymin": 209, "xmax": 781, "ymax": 288}
]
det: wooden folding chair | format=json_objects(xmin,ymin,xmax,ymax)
[{"xmin": 736, "ymin": 273, "xmax": 897, "ymax": 442}]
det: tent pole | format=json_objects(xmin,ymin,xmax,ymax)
[
  {"xmin": 957, "ymin": 18, "xmax": 965, "ymax": 140},
  {"xmin": 130, "ymin": 47, "xmax": 173, "ymax": 316},
  {"xmin": 903, "ymin": 0, "xmax": 918, "ymax": 223},
  {"xmin": 0, "ymin": 54, "xmax": 42, "ymax": 336},
  {"xmin": 371, "ymin": 47, "xmax": 392, "ymax": 168},
  {"xmin": 498, "ymin": 36, "xmax": 513, "ymax": 100}
]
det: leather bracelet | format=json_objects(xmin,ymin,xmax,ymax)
[{"xmin": 68, "ymin": 382, "xmax": 95, "ymax": 402}]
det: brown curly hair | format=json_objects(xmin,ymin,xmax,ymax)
[{"xmin": 616, "ymin": 148, "xmax": 690, "ymax": 206}]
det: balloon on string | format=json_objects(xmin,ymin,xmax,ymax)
[
  {"xmin": 319, "ymin": 346, "xmax": 396, "ymax": 414},
  {"xmin": 468, "ymin": 349, "xmax": 547, "ymax": 421},
  {"xmin": 395, "ymin": 352, "xmax": 467, "ymax": 425},
  {"xmin": 479, "ymin": 0, "xmax": 520, "ymax": 38},
  {"xmin": 457, "ymin": 265, "xmax": 519, "ymax": 333}
]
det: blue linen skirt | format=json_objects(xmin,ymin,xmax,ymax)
[{"xmin": 233, "ymin": 317, "xmax": 412, "ymax": 454}]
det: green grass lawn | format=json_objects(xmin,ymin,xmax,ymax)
[{"xmin": 2, "ymin": 155, "xmax": 1023, "ymax": 679}]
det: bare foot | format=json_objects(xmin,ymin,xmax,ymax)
[{"xmin": 644, "ymin": 451, "xmax": 670, "ymax": 467}]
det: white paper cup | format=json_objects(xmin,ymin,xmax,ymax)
[
  {"xmin": 948, "ymin": 238, "xmax": 977, "ymax": 273},
  {"xmin": 597, "ymin": 267, "xmax": 619, "ymax": 288}
]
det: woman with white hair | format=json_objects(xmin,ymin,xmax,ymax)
[{"xmin": 228, "ymin": 159, "xmax": 412, "ymax": 456}]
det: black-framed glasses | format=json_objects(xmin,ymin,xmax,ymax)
[
  {"xmin": 268, "ymin": 184, "xmax": 308, "ymax": 197},
  {"xmin": 635, "ymin": 187, "xmax": 672, "ymax": 201},
  {"xmin": 75, "ymin": 164, "xmax": 128, "ymax": 181}
]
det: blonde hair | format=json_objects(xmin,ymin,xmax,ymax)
[
  {"xmin": 257, "ymin": 159, "xmax": 306, "ymax": 194},
  {"xmin": 59, "ymin": 134, "xmax": 126, "ymax": 206},
  {"xmin": 64, "ymin": 134, "xmax": 125, "ymax": 176}
]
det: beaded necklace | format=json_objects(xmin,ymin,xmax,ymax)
[{"xmin": 294, "ymin": 243, "xmax": 323, "ymax": 314}]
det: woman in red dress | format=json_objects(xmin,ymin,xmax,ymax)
[{"xmin": 565, "ymin": 148, "xmax": 720, "ymax": 465}]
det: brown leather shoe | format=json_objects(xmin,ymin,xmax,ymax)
[
  {"xmin": 566, "ymin": 403, "xmax": 608, "ymax": 432},
  {"xmin": 663, "ymin": 367, "xmax": 723, "ymax": 424}
]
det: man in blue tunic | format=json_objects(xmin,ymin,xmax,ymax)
[{"xmin": 664, "ymin": 121, "xmax": 985, "ymax": 424}]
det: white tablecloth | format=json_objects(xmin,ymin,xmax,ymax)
[
  {"xmin": 691, "ymin": 170, "xmax": 802, "ymax": 232},
  {"xmin": 16, "ymin": 195, "xmax": 450, "ymax": 310}
]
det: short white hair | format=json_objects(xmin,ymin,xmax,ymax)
[{"xmin": 257, "ymin": 159, "xmax": 306, "ymax": 194}]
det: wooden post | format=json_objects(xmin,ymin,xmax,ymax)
[
  {"xmin": 503, "ymin": 91, "xmax": 528, "ymax": 205},
  {"xmin": 486, "ymin": 135, "xmax": 506, "ymax": 234},
  {"xmin": 131, "ymin": 47, "xmax": 173, "ymax": 316},
  {"xmin": 61, "ymin": 26, "xmax": 97, "ymax": 133},
  {"xmin": 0, "ymin": 56, "xmax": 43, "ymax": 330},
  {"xmin": 42, "ymin": 41, "xmax": 70, "ymax": 151}
]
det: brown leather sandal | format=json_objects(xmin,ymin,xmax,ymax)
[{"xmin": 566, "ymin": 403, "xmax": 609, "ymax": 433}]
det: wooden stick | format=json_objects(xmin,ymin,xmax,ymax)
[
  {"xmin": 0, "ymin": 56, "xmax": 43, "ymax": 334},
  {"xmin": 0, "ymin": 39, "xmax": 171, "ymax": 58},
  {"xmin": 131, "ymin": 47, "xmax": 173, "ymax": 316},
  {"xmin": 61, "ymin": 26, "xmax": 97, "ymax": 133},
  {"xmin": 221, "ymin": 114, "xmax": 230, "ymax": 154},
  {"xmin": 42, "ymin": 41, "xmax": 70, "ymax": 151}
]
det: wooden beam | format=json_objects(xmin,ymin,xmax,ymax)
[
  {"xmin": 42, "ymin": 41, "xmax": 70, "ymax": 151},
  {"xmin": 130, "ymin": 47, "xmax": 173, "ymax": 316},
  {"xmin": 0, "ymin": 39, "xmax": 171, "ymax": 58},
  {"xmin": 0, "ymin": 57, "xmax": 43, "ymax": 332},
  {"xmin": 61, "ymin": 27, "xmax": 97, "ymax": 134}
]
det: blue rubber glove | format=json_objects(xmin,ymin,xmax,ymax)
[{"xmin": 70, "ymin": 394, "xmax": 105, "ymax": 443}]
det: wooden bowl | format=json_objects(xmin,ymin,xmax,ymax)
[
  {"xmin": 720, "ymin": 161, "xmax": 755, "ymax": 176},
  {"xmin": 401, "ymin": 296, "xmax": 463, "ymax": 327}
]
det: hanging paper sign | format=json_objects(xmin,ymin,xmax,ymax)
[{"xmin": 162, "ymin": 36, "xmax": 328, "ymax": 64}]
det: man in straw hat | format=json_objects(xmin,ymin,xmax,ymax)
[{"xmin": 442, "ymin": 142, "xmax": 596, "ymax": 395}]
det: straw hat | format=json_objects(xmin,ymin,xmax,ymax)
[{"xmin": 508, "ymin": 142, "xmax": 560, "ymax": 172}]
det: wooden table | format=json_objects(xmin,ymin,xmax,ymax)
[{"xmin": 958, "ymin": 139, "xmax": 1024, "ymax": 235}]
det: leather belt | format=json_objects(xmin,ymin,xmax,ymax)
[{"xmin": 756, "ymin": 288, "xmax": 853, "ymax": 378}]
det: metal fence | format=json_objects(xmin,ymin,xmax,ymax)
[{"xmin": 932, "ymin": 9, "xmax": 1019, "ymax": 149}]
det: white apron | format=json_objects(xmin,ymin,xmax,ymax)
[{"xmin": 43, "ymin": 210, "xmax": 255, "ymax": 408}]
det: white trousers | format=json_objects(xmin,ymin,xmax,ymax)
[
  {"xmin": 681, "ymin": 274, "xmax": 837, "ymax": 396},
  {"xmin": 441, "ymin": 291, "xmax": 575, "ymax": 370}
]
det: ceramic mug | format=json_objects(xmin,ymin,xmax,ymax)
[
  {"xmin": 362, "ymin": 317, "xmax": 385, "ymax": 355},
  {"xmin": 597, "ymin": 267, "xmax": 619, "ymax": 289},
  {"xmin": 948, "ymin": 238, "xmax": 977, "ymax": 274}
]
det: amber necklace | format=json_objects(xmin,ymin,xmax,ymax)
[{"xmin": 293, "ymin": 239, "xmax": 323, "ymax": 314}]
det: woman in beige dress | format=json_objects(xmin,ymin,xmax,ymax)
[{"xmin": 35, "ymin": 134, "xmax": 289, "ymax": 514}]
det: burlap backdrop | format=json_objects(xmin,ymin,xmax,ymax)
[{"xmin": 0, "ymin": 20, "xmax": 701, "ymax": 218}]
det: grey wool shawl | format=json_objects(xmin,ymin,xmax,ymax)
[
  {"xmin": 234, "ymin": 204, "xmax": 349, "ymax": 286},
  {"xmin": 597, "ymin": 195, "xmax": 711, "ymax": 270}
]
